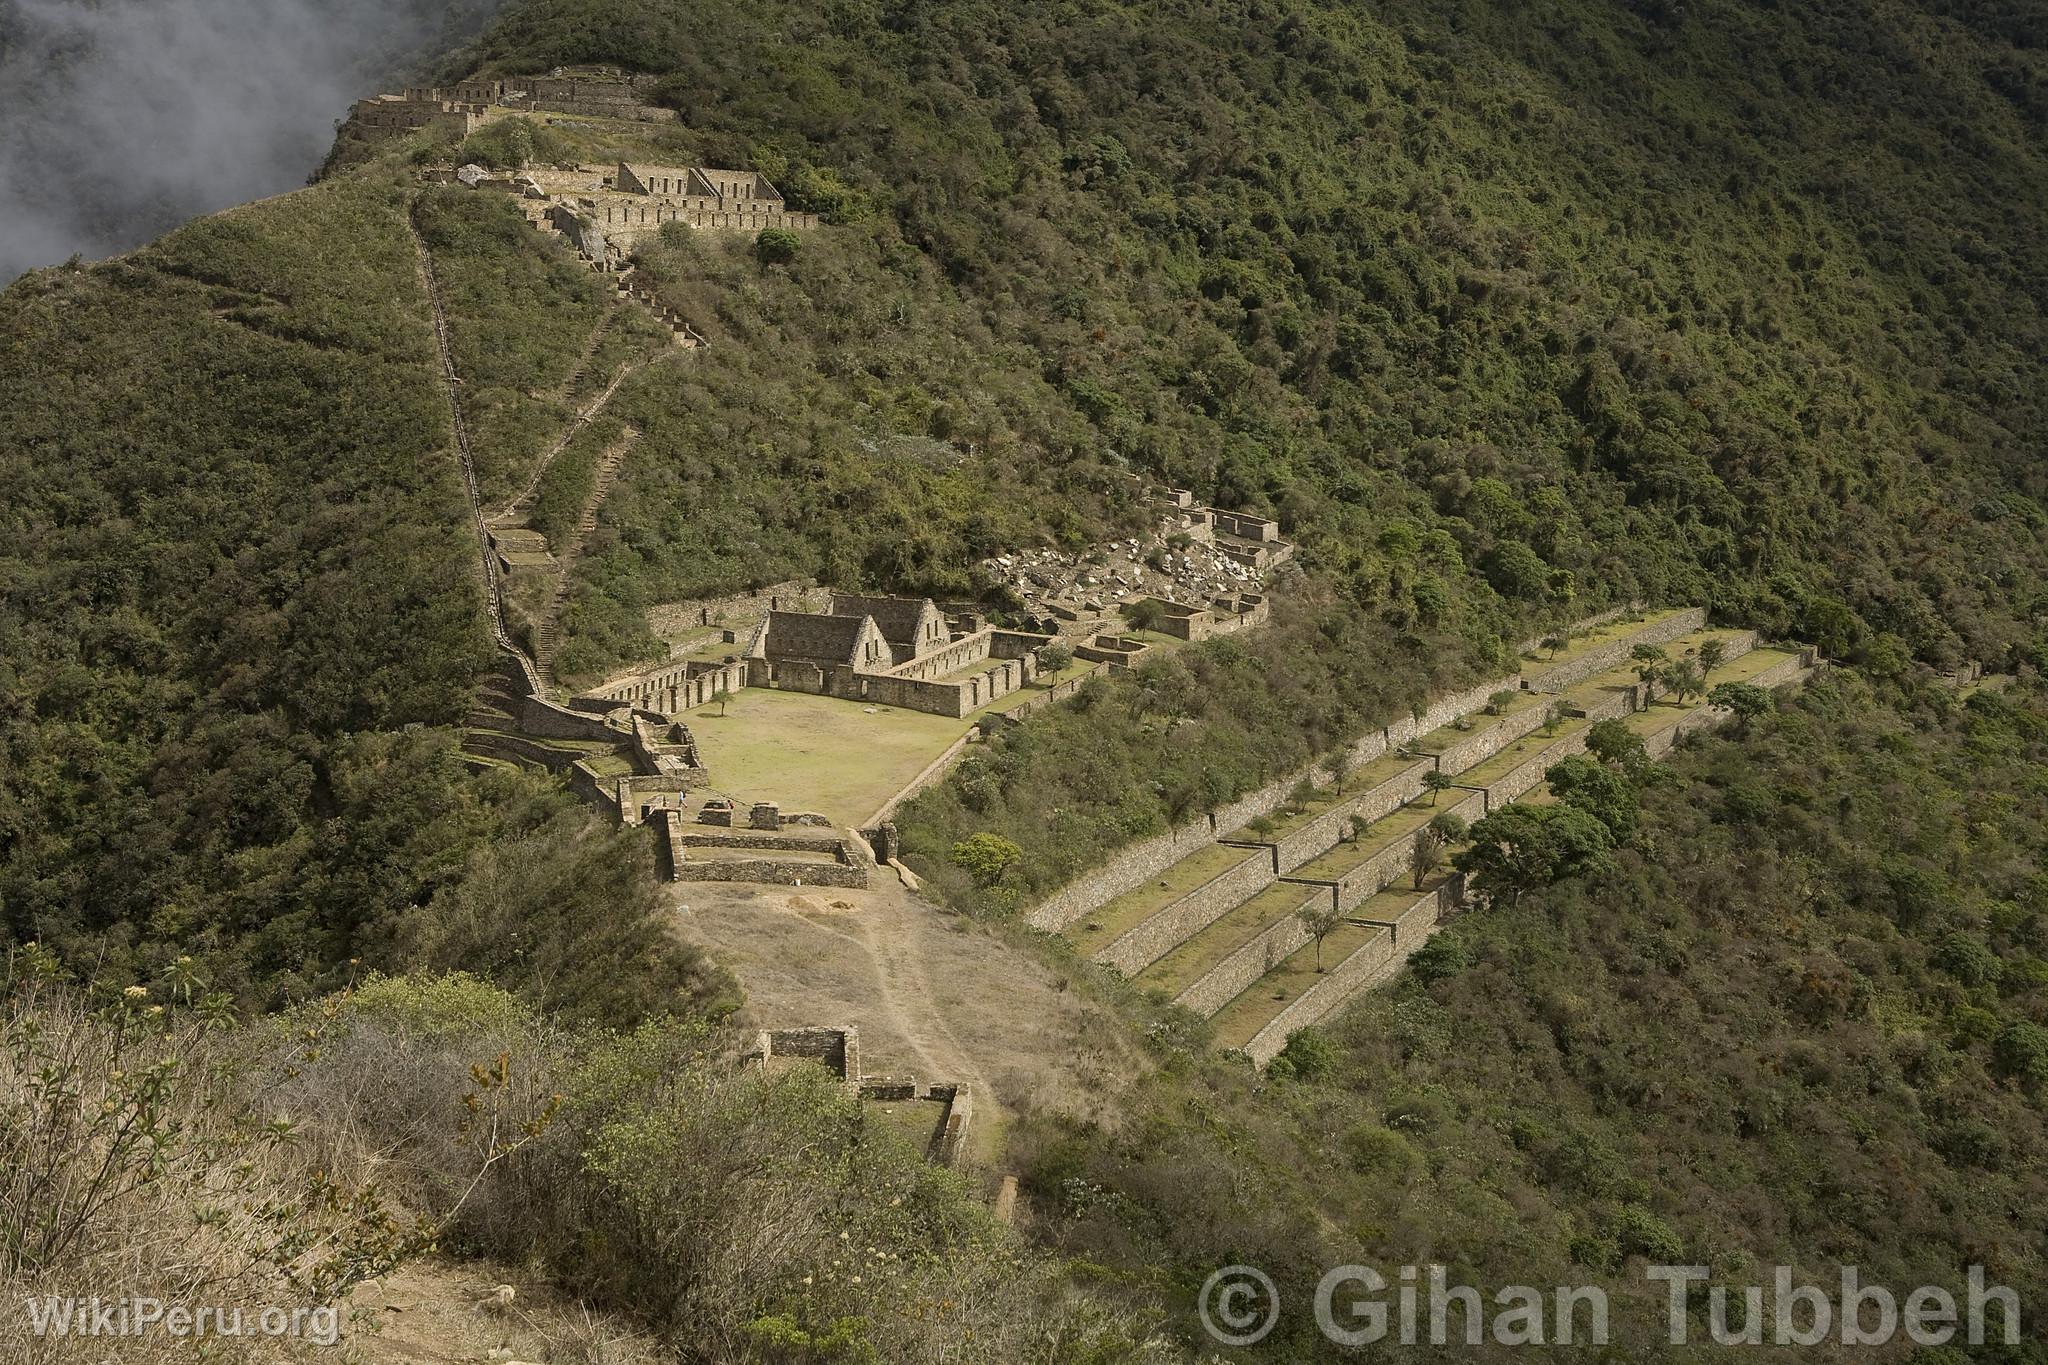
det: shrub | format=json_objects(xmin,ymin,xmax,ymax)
[
  {"xmin": 754, "ymin": 227, "xmax": 802, "ymax": 267},
  {"xmin": 950, "ymin": 832, "xmax": 1023, "ymax": 887},
  {"xmin": 1267, "ymin": 1026, "xmax": 1337, "ymax": 1081},
  {"xmin": 1932, "ymin": 932, "xmax": 2003, "ymax": 988},
  {"xmin": 1991, "ymin": 1021, "xmax": 2048, "ymax": 1086},
  {"xmin": 1408, "ymin": 935, "xmax": 1473, "ymax": 984}
]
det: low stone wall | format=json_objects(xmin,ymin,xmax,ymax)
[
  {"xmin": 1523, "ymin": 607, "xmax": 1707, "ymax": 693},
  {"xmin": 1095, "ymin": 849, "xmax": 1276, "ymax": 976},
  {"xmin": 512, "ymin": 692, "xmax": 624, "ymax": 742},
  {"xmin": 678, "ymin": 831, "xmax": 851, "ymax": 856},
  {"xmin": 1432, "ymin": 702, "xmax": 1550, "ymax": 775},
  {"xmin": 1517, "ymin": 605, "xmax": 1632, "ymax": 658},
  {"xmin": 1243, "ymin": 876, "xmax": 1465, "ymax": 1066},
  {"xmin": 754, "ymin": 1026, "xmax": 859, "ymax": 1080},
  {"xmin": 652, "ymin": 808, "xmax": 688, "ymax": 878},
  {"xmin": 1271, "ymin": 758, "xmax": 1433, "ymax": 873},
  {"xmin": 865, "ymin": 731, "xmax": 978, "ymax": 827},
  {"xmin": 462, "ymin": 731, "xmax": 586, "ymax": 772},
  {"xmin": 929, "ymin": 1084, "xmax": 973, "ymax": 1166},
  {"xmin": 1176, "ymin": 884, "xmax": 1333, "ymax": 1018},
  {"xmin": 673, "ymin": 857, "xmax": 869, "ymax": 888},
  {"xmin": 1001, "ymin": 662, "xmax": 1110, "ymax": 720}
]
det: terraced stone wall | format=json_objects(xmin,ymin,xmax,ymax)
[{"xmin": 1096, "ymin": 850, "xmax": 1277, "ymax": 975}]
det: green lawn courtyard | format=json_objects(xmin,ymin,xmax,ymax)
[{"xmin": 687, "ymin": 688, "xmax": 974, "ymax": 825}]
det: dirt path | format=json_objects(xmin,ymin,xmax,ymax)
[
  {"xmin": 491, "ymin": 342, "xmax": 662, "ymax": 524},
  {"xmin": 672, "ymin": 880, "xmax": 1149, "ymax": 1156}
]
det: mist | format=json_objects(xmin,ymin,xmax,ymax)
[{"xmin": 0, "ymin": 0, "xmax": 501, "ymax": 282}]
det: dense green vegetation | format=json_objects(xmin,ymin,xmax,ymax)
[
  {"xmin": 5, "ymin": 0, "xmax": 2048, "ymax": 1355},
  {"xmin": 458, "ymin": 0, "xmax": 2046, "ymax": 679},
  {"xmin": 1010, "ymin": 672, "xmax": 2048, "ymax": 1357},
  {"xmin": 0, "ymin": 177, "xmax": 723, "ymax": 1021}
]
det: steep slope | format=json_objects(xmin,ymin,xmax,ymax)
[
  {"xmin": 0, "ymin": 174, "xmax": 722, "ymax": 1017},
  {"xmin": 460, "ymin": 0, "xmax": 2048, "ymax": 674}
]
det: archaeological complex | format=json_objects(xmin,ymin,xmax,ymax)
[{"xmin": 379, "ymin": 75, "xmax": 1829, "ymax": 1093}]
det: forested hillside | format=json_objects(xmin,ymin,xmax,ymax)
[
  {"xmin": 1012, "ymin": 670, "xmax": 2048, "ymax": 1359},
  {"xmin": 2, "ymin": 0, "xmax": 2047, "ymax": 1356},
  {"xmin": 457, "ymin": 0, "xmax": 2048, "ymax": 669}
]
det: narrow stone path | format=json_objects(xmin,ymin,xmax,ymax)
[
  {"xmin": 405, "ymin": 197, "xmax": 543, "ymax": 696},
  {"xmin": 490, "ymin": 347, "xmax": 656, "ymax": 524},
  {"xmin": 530, "ymin": 426, "xmax": 641, "ymax": 679}
]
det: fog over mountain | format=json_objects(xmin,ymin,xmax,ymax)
[{"xmin": 0, "ymin": 0, "xmax": 498, "ymax": 282}]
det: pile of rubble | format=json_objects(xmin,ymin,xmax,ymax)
[{"xmin": 980, "ymin": 511, "xmax": 1276, "ymax": 634}]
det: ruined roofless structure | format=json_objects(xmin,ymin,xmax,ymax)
[{"xmin": 733, "ymin": 594, "xmax": 1050, "ymax": 719}]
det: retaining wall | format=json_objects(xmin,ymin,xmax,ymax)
[
  {"xmin": 1175, "ymin": 885, "xmax": 1329, "ymax": 1018},
  {"xmin": 1243, "ymin": 876, "xmax": 1465, "ymax": 1065},
  {"xmin": 673, "ymin": 857, "xmax": 869, "ymax": 888},
  {"xmin": 755, "ymin": 1027, "xmax": 858, "ymax": 1080},
  {"xmin": 1522, "ymin": 607, "xmax": 1707, "ymax": 693},
  {"xmin": 1431, "ymin": 702, "xmax": 1550, "ymax": 775},
  {"xmin": 1095, "ymin": 849, "xmax": 1276, "ymax": 976},
  {"xmin": 1270, "ymin": 758, "xmax": 1434, "ymax": 873},
  {"xmin": 929, "ymin": 1084, "xmax": 973, "ymax": 1166}
]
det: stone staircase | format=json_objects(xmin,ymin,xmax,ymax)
[
  {"xmin": 529, "ymin": 426, "xmax": 640, "ymax": 679},
  {"xmin": 560, "ymin": 301, "xmax": 622, "ymax": 397}
]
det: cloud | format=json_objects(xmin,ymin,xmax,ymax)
[{"xmin": 0, "ymin": 0, "xmax": 498, "ymax": 281}]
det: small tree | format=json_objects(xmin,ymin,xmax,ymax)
[
  {"xmin": 1267, "ymin": 1026, "xmax": 1336, "ymax": 1081},
  {"xmin": 950, "ymin": 832, "xmax": 1022, "ymax": 888},
  {"xmin": 1708, "ymin": 681, "xmax": 1773, "ymax": 733},
  {"xmin": 710, "ymin": 686, "xmax": 733, "ymax": 717},
  {"xmin": 1455, "ymin": 803, "xmax": 1616, "ymax": 910},
  {"xmin": 1586, "ymin": 717, "xmax": 1650, "ymax": 781},
  {"xmin": 1541, "ymin": 635, "xmax": 1567, "ymax": 660},
  {"xmin": 1660, "ymin": 656, "xmax": 1706, "ymax": 706},
  {"xmin": 1486, "ymin": 689, "xmax": 1517, "ymax": 715},
  {"xmin": 1036, "ymin": 642, "xmax": 1073, "ymax": 673},
  {"xmin": 1631, "ymin": 643, "xmax": 1668, "ymax": 703},
  {"xmin": 1328, "ymin": 746, "xmax": 1356, "ymax": 795},
  {"xmin": 1422, "ymin": 770, "xmax": 1455, "ymax": 806},
  {"xmin": 1698, "ymin": 637, "xmax": 1728, "ymax": 680},
  {"xmin": 754, "ymin": 227, "xmax": 802, "ymax": 269},
  {"xmin": 1122, "ymin": 597, "xmax": 1166, "ymax": 633},
  {"xmin": 1427, "ymin": 811, "xmax": 1468, "ymax": 845},
  {"xmin": 1297, "ymin": 901, "xmax": 1345, "ymax": 970},
  {"xmin": 1410, "ymin": 823, "xmax": 1446, "ymax": 890}
]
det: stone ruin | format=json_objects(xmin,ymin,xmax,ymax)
[
  {"xmin": 746, "ymin": 1027, "xmax": 973, "ymax": 1166},
  {"xmin": 979, "ymin": 488, "xmax": 1291, "ymax": 648},
  {"xmin": 579, "ymin": 591, "xmax": 1052, "ymax": 721},
  {"xmin": 341, "ymin": 67, "xmax": 676, "ymax": 150}
]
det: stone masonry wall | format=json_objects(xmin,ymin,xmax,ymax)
[
  {"xmin": 1243, "ymin": 875, "xmax": 1465, "ymax": 1065},
  {"xmin": 1271, "ymin": 758, "xmax": 1433, "ymax": 873},
  {"xmin": 674, "ymin": 857, "xmax": 869, "ymax": 888},
  {"xmin": 1095, "ymin": 849, "xmax": 1276, "ymax": 976},
  {"xmin": 1522, "ymin": 607, "xmax": 1708, "ymax": 693},
  {"xmin": 1431, "ymin": 702, "xmax": 1551, "ymax": 775},
  {"xmin": 1175, "ymin": 883, "xmax": 1334, "ymax": 1017}
]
